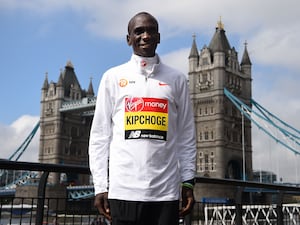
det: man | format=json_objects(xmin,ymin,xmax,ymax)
[{"xmin": 89, "ymin": 12, "xmax": 196, "ymax": 225}]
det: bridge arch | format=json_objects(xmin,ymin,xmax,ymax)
[{"xmin": 226, "ymin": 159, "xmax": 242, "ymax": 180}]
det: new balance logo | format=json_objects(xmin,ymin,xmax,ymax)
[{"xmin": 128, "ymin": 130, "xmax": 141, "ymax": 138}]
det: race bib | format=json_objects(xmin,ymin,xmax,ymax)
[{"xmin": 124, "ymin": 97, "xmax": 168, "ymax": 140}]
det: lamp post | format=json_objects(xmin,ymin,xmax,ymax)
[
  {"xmin": 241, "ymin": 105, "xmax": 246, "ymax": 181},
  {"xmin": 5, "ymin": 170, "xmax": 8, "ymax": 186}
]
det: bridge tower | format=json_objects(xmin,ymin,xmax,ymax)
[
  {"xmin": 188, "ymin": 20, "xmax": 253, "ymax": 185},
  {"xmin": 39, "ymin": 61, "xmax": 94, "ymax": 185}
]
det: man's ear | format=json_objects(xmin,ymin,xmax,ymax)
[
  {"xmin": 127, "ymin": 35, "xmax": 132, "ymax": 46},
  {"xmin": 157, "ymin": 33, "xmax": 161, "ymax": 44}
]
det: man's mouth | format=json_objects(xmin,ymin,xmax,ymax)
[{"xmin": 140, "ymin": 44, "xmax": 151, "ymax": 48}]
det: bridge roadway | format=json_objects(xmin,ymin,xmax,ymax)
[
  {"xmin": 59, "ymin": 96, "xmax": 96, "ymax": 116},
  {"xmin": 0, "ymin": 184, "xmax": 95, "ymax": 200}
]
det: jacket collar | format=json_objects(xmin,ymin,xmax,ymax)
[{"xmin": 130, "ymin": 54, "xmax": 161, "ymax": 76}]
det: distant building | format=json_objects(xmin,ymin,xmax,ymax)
[
  {"xmin": 188, "ymin": 19, "xmax": 253, "ymax": 198},
  {"xmin": 253, "ymin": 170, "xmax": 277, "ymax": 183}
]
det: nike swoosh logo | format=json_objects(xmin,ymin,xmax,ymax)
[{"xmin": 159, "ymin": 82, "xmax": 169, "ymax": 86}]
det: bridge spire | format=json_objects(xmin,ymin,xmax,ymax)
[
  {"xmin": 42, "ymin": 72, "xmax": 49, "ymax": 90},
  {"xmin": 87, "ymin": 76, "xmax": 95, "ymax": 97}
]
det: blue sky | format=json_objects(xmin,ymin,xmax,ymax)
[{"xmin": 1, "ymin": 0, "xmax": 300, "ymax": 182}]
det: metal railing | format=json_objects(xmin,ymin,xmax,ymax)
[
  {"xmin": 192, "ymin": 177, "xmax": 300, "ymax": 225},
  {"xmin": 1, "ymin": 160, "xmax": 300, "ymax": 225}
]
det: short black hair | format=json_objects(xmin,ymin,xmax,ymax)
[{"xmin": 127, "ymin": 12, "xmax": 159, "ymax": 34}]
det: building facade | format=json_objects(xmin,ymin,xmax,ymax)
[{"xmin": 189, "ymin": 20, "xmax": 253, "ymax": 181}]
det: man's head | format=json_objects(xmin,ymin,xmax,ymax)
[{"xmin": 127, "ymin": 12, "xmax": 160, "ymax": 57}]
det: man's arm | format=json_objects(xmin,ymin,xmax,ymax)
[
  {"xmin": 94, "ymin": 192, "xmax": 111, "ymax": 221},
  {"xmin": 89, "ymin": 72, "xmax": 113, "ymax": 218},
  {"xmin": 176, "ymin": 75, "xmax": 197, "ymax": 216},
  {"xmin": 180, "ymin": 180, "xmax": 195, "ymax": 217},
  {"xmin": 176, "ymin": 76, "xmax": 196, "ymax": 183}
]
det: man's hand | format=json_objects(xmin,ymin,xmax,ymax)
[
  {"xmin": 94, "ymin": 192, "xmax": 111, "ymax": 221},
  {"xmin": 179, "ymin": 186, "xmax": 195, "ymax": 217}
]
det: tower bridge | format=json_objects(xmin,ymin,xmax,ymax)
[{"xmin": 2, "ymin": 21, "xmax": 300, "ymax": 202}]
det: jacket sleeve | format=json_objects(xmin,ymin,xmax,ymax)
[
  {"xmin": 89, "ymin": 72, "xmax": 113, "ymax": 195},
  {"xmin": 176, "ymin": 75, "xmax": 197, "ymax": 182}
]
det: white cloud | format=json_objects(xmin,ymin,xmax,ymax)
[
  {"xmin": 2, "ymin": 0, "xmax": 300, "ymax": 67},
  {"xmin": 161, "ymin": 48, "xmax": 190, "ymax": 75},
  {"xmin": 0, "ymin": 115, "xmax": 39, "ymax": 162},
  {"xmin": 0, "ymin": 0, "xmax": 66, "ymax": 14},
  {"xmin": 249, "ymin": 24, "xmax": 300, "ymax": 70}
]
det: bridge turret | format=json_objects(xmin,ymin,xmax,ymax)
[
  {"xmin": 39, "ymin": 60, "xmax": 91, "ymax": 186},
  {"xmin": 41, "ymin": 72, "xmax": 49, "ymax": 98},
  {"xmin": 241, "ymin": 41, "xmax": 252, "ymax": 76},
  {"xmin": 56, "ymin": 70, "xmax": 64, "ymax": 99},
  {"xmin": 189, "ymin": 34, "xmax": 199, "ymax": 73},
  {"xmin": 188, "ymin": 19, "xmax": 253, "ymax": 197}
]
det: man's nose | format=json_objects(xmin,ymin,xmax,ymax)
[{"xmin": 141, "ymin": 31, "xmax": 151, "ymax": 39}]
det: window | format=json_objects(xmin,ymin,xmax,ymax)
[
  {"xmin": 198, "ymin": 151, "xmax": 216, "ymax": 173},
  {"xmin": 198, "ymin": 152, "xmax": 204, "ymax": 172},
  {"xmin": 65, "ymin": 147, "xmax": 69, "ymax": 155},
  {"xmin": 202, "ymin": 57, "xmax": 209, "ymax": 65},
  {"xmin": 204, "ymin": 154, "xmax": 209, "ymax": 163},
  {"xmin": 204, "ymin": 131, "xmax": 209, "ymax": 140},
  {"xmin": 71, "ymin": 127, "xmax": 78, "ymax": 137},
  {"xmin": 210, "ymin": 158, "xmax": 215, "ymax": 170},
  {"xmin": 202, "ymin": 74, "xmax": 207, "ymax": 82},
  {"xmin": 204, "ymin": 154, "xmax": 209, "ymax": 170},
  {"xmin": 232, "ymin": 131, "xmax": 238, "ymax": 142}
]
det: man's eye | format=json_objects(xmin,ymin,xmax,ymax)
[
  {"xmin": 134, "ymin": 28, "xmax": 144, "ymax": 35},
  {"xmin": 133, "ymin": 27, "xmax": 157, "ymax": 36},
  {"xmin": 147, "ymin": 28, "xmax": 157, "ymax": 34}
]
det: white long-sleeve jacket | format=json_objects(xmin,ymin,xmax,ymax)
[{"xmin": 89, "ymin": 54, "xmax": 196, "ymax": 201}]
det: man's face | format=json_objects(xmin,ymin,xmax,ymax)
[{"xmin": 127, "ymin": 14, "xmax": 160, "ymax": 57}]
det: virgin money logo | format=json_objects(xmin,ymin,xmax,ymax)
[{"xmin": 125, "ymin": 97, "xmax": 144, "ymax": 112}]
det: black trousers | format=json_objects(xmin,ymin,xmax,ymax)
[{"xmin": 109, "ymin": 199, "xmax": 179, "ymax": 225}]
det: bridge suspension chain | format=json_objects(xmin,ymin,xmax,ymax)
[
  {"xmin": 224, "ymin": 88, "xmax": 300, "ymax": 155},
  {"xmin": 8, "ymin": 121, "xmax": 40, "ymax": 161},
  {"xmin": 0, "ymin": 121, "xmax": 40, "ymax": 185}
]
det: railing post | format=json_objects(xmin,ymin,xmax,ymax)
[
  {"xmin": 276, "ymin": 191, "xmax": 284, "ymax": 225},
  {"xmin": 35, "ymin": 171, "xmax": 49, "ymax": 225},
  {"xmin": 235, "ymin": 186, "xmax": 244, "ymax": 225}
]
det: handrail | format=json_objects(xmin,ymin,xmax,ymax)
[
  {"xmin": 1, "ymin": 160, "xmax": 300, "ymax": 225},
  {"xmin": 0, "ymin": 159, "xmax": 91, "ymax": 225},
  {"xmin": 194, "ymin": 176, "xmax": 300, "ymax": 193},
  {"xmin": 0, "ymin": 159, "xmax": 90, "ymax": 174},
  {"xmin": 194, "ymin": 176, "xmax": 300, "ymax": 225}
]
